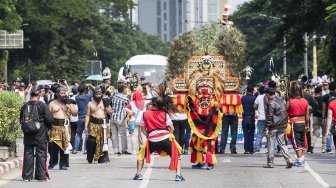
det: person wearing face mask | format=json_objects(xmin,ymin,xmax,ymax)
[
  {"xmin": 48, "ymin": 86, "xmax": 78, "ymax": 170},
  {"xmin": 84, "ymin": 87, "xmax": 112, "ymax": 163}
]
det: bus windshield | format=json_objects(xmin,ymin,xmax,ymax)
[{"xmin": 129, "ymin": 65, "xmax": 166, "ymax": 84}]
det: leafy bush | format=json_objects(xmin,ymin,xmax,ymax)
[{"xmin": 0, "ymin": 91, "xmax": 23, "ymax": 146}]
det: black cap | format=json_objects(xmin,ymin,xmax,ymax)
[
  {"xmin": 140, "ymin": 76, "xmax": 145, "ymax": 80},
  {"xmin": 78, "ymin": 85, "xmax": 86, "ymax": 93},
  {"xmin": 30, "ymin": 86, "xmax": 40, "ymax": 96},
  {"xmin": 51, "ymin": 83, "xmax": 60, "ymax": 93},
  {"xmin": 314, "ymin": 86, "xmax": 322, "ymax": 94},
  {"xmin": 72, "ymin": 86, "xmax": 79, "ymax": 95}
]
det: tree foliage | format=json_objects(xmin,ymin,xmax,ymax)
[
  {"xmin": 0, "ymin": 0, "xmax": 22, "ymax": 32},
  {"xmin": 1, "ymin": 0, "xmax": 168, "ymax": 84},
  {"xmin": 232, "ymin": 0, "xmax": 336, "ymax": 81}
]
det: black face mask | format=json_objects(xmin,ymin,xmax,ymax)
[
  {"xmin": 59, "ymin": 95, "xmax": 69, "ymax": 104},
  {"xmin": 93, "ymin": 95, "xmax": 102, "ymax": 103}
]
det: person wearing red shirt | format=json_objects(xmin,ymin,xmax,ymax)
[
  {"xmin": 286, "ymin": 81, "xmax": 309, "ymax": 167},
  {"xmin": 133, "ymin": 84, "xmax": 185, "ymax": 182},
  {"xmin": 326, "ymin": 99, "xmax": 336, "ymax": 150}
]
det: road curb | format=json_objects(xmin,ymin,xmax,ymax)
[{"xmin": 0, "ymin": 157, "xmax": 23, "ymax": 176}]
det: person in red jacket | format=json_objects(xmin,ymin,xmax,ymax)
[{"xmin": 133, "ymin": 84, "xmax": 185, "ymax": 182}]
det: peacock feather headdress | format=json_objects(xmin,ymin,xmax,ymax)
[{"xmin": 166, "ymin": 23, "xmax": 247, "ymax": 80}]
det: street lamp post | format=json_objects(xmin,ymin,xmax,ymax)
[
  {"xmin": 312, "ymin": 33, "xmax": 317, "ymax": 78},
  {"xmin": 283, "ymin": 33, "xmax": 286, "ymax": 75},
  {"xmin": 259, "ymin": 14, "xmax": 287, "ymax": 75},
  {"xmin": 303, "ymin": 32, "xmax": 308, "ymax": 76}
]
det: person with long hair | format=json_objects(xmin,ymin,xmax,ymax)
[
  {"xmin": 133, "ymin": 83, "xmax": 185, "ymax": 181},
  {"xmin": 286, "ymin": 81, "xmax": 309, "ymax": 167},
  {"xmin": 125, "ymin": 90, "xmax": 148, "ymax": 154}
]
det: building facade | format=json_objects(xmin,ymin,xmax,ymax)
[{"xmin": 135, "ymin": 0, "xmax": 228, "ymax": 42}]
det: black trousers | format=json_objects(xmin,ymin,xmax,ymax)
[
  {"xmin": 49, "ymin": 142, "xmax": 69, "ymax": 167},
  {"xmin": 70, "ymin": 121, "xmax": 78, "ymax": 148},
  {"xmin": 22, "ymin": 143, "xmax": 49, "ymax": 180},
  {"xmin": 242, "ymin": 116, "xmax": 255, "ymax": 152},
  {"xmin": 220, "ymin": 115, "xmax": 238, "ymax": 150},
  {"xmin": 86, "ymin": 135, "xmax": 109, "ymax": 163},
  {"xmin": 172, "ymin": 119, "xmax": 188, "ymax": 148}
]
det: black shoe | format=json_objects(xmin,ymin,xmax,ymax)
[
  {"xmin": 48, "ymin": 164, "xmax": 55, "ymax": 170},
  {"xmin": 122, "ymin": 151, "xmax": 132, "ymax": 155},
  {"xmin": 263, "ymin": 163, "xmax": 274, "ymax": 168},
  {"xmin": 207, "ymin": 164, "xmax": 214, "ymax": 170},
  {"xmin": 133, "ymin": 174, "xmax": 143, "ymax": 180},
  {"xmin": 286, "ymin": 162, "xmax": 293, "ymax": 169},
  {"xmin": 59, "ymin": 166, "xmax": 67, "ymax": 170},
  {"xmin": 218, "ymin": 149, "xmax": 225, "ymax": 154},
  {"xmin": 249, "ymin": 151, "xmax": 254, "ymax": 154},
  {"xmin": 307, "ymin": 146, "xmax": 314, "ymax": 153},
  {"xmin": 244, "ymin": 151, "xmax": 250, "ymax": 154},
  {"xmin": 175, "ymin": 175, "xmax": 185, "ymax": 181},
  {"xmin": 230, "ymin": 148, "xmax": 237, "ymax": 154},
  {"xmin": 115, "ymin": 152, "xmax": 121, "ymax": 155}
]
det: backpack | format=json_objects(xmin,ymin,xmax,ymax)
[{"xmin": 21, "ymin": 103, "xmax": 42, "ymax": 134}]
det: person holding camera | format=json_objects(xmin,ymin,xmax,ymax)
[
  {"xmin": 58, "ymin": 79, "xmax": 71, "ymax": 93},
  {"xmin": 48, "ymin": 86, "xmax": 78, "ymax": 170},
  {"xmin": 20, "ymin": 86, "xmax": 53, "ymax": 181}
]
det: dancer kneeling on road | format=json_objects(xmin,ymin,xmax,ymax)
[{"xmin": 133, "ymin": 84, "xmax": 185, "ymax": 182}]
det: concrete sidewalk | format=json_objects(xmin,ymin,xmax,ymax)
[
  {"xmin": 0, "ymin": 138, "xmax": 24, "ymax": 176},
  {"xmin": 0, "ymin": 158, "xmax": 23, "ymax": 175}
]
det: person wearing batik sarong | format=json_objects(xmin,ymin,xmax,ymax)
[{"xmin": 85, "ymin": 87, "xmax": 112, "ymax": 163}]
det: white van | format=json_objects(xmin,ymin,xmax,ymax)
[{"xmin": 118, "ymin": 54, "xmax": 167, "ymax": 84}]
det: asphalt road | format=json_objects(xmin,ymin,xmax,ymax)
[{"xmin": 0, "ymin": 138, "xmax": 335, "ymax": 188}]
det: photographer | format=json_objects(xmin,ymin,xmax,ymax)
[
  {"xmin": 58, "ymin": 79, "xmax": 71, "ymax": 94},
  {"xmin": 48, "ymin": 86, "xmax": 77, "ymax": 170}
]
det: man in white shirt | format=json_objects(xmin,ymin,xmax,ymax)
[{"xmin": 254, "ymin": 85, "xmax": 266, "ymax": 153}]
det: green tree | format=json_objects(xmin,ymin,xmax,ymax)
[
  {"xmin": 0, "ymin": 0, "xmax": 22, "ymax": 32},
  {"xmin": 0, "ymin": 0, "xmax": 22, "ymax": 81},
  {"xmin": 232, "ymin": 0, "xmax": 336, "ymax": 81},
  {"xmin": 6, "ymin": 0, "xmax": 168, "ymax": 84}
]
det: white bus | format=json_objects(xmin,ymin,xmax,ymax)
[{"xmin": 118, "ymin": 54, "xmax": 168, "ymax": 84}]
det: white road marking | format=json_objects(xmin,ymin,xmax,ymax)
[
  {"xmin": 222, "ymin": 158, "xmax": 231, "ymax": 163},
  {"xmin": 305, "ymin": 163, "xmax": 329, "ymax": 188},
  {"xmin": 139, "ymin": 156, "xmax": 154, "ymax": 188}
]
